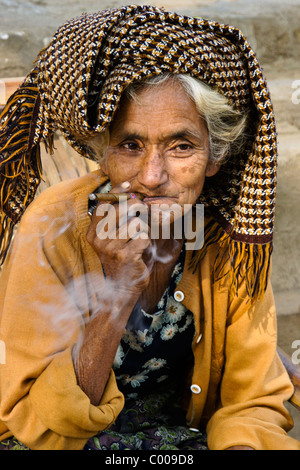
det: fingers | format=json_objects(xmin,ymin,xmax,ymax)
[
  {"xmin": 87, "ymin": 180, "xmax": 150, "ymax": 253},
  {"xmin": 92, "ymin": 179, "xmax": 148, "ymax": 242},
  {"xmin": 110, "ymin": 180, "xmax": 131, "ymax": 195},
  {"xmin": 93, "ymin": 199, "xmax": 148, "ymax": 240}
]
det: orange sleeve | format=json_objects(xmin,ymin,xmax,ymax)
[
  {"xmin": 207, "ymin": 280, "xmax": 300, "ymax": 450},
  {"xmin": 0, "ymin": 199, "xmax": 124, "ymax": 450}
]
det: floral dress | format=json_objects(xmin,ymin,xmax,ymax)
[{"xmin": 84, "ymin": 246, "xmax": 207, "ymax": 450}]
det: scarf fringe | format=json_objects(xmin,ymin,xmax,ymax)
[
  {"xmin": 190, "ymin": 218, "xmax": 273, "ymax": 301},
  {"xmin": 0, "ymin": 77, "xmax": 44, "ymax": 267}
]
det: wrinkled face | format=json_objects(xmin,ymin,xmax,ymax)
[{"xmin": 100, "ymin": 80, "xmax": 219, "ymax": 225}]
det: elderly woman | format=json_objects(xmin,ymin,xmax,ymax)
[{"xmin": 0, "ymin": 6, "xmax": 299, "ymax": 451}]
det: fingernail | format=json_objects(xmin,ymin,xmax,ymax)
[{"xmin": 121, "ymin": 181, "xmax": 131, "ymax": 189}]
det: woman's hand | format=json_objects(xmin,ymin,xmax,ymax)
[
  {"xmin": 74, "ymin": 182, "xmax": 152, "ymax": 406},
  {"xmin": 86, "ymin": 181, "xmax": 152, "ymax": 299}
]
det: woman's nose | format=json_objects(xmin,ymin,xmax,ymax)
[{"xmin": 137, "ymin": 146, "xmax": 168, "ymax": 189}]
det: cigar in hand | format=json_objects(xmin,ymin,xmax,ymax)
[{"xmin": 89, "ymin": 192, "xmax": 145, "ymax": 202}]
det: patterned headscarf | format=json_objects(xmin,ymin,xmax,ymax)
[{"xmin": 0, "ymin": 5, "xmax": 277, "ymax": 299}]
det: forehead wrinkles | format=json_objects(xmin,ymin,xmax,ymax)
[{"xmin": 109, "ymin": 82, "xmax": 205, "ymax": 142}]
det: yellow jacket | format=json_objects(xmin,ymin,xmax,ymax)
[{"xmin": 0, "ymin": 171, "xmax": 299, "ymax": 450}]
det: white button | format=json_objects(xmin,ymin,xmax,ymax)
[
  {"xmin": 174, "ymin": 290, "xmax": 184, "ymax": 302},
  {"xmin": 196, "ymin": 334, "xmax": 202, "ymax": 344},
  {"xmin": 189, "ymin": 428, "xmax": 200, "ymax": 433},
  {"xmin": 190, "ymin": 384, "xmax": 202, "ymax": 394}
]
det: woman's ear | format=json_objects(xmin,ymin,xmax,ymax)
[{"xmin": 205, "ymin": 160, "xmax": 220, "ymax": 177}]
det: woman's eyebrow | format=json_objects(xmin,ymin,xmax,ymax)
[
  {"xmin": 111, "ymin": 129, "xmax": 205, "ymax": 143},
  {"xmin": 166, "ymin": 129, "xmax": 206, "ymax": 143},
  {"xmin": 111, "ymin": 132, "xmax": 142, "ymax": 142}
]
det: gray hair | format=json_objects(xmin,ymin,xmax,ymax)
[{"xmin": 88, "ymin": 73, "xmax": 250, "ymax": 164}]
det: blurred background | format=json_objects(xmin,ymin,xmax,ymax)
[{"xmin": 0, "ymin": 0, "xmax": 299, "ymax": 439}]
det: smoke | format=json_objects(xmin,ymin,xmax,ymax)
[{"xmin": 5, "ymin": 200, "xmax": 203, "ymax": 364}]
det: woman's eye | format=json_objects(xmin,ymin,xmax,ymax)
[
  {"xmin": 168, "ymin": 142, "xmax": 196, "ymax": 158},
  {"xmin": 122, "ymin": 142, "xmax": 141, "ymax": 151},
  {"xmin": 171, "ymin": 143, "xmax": 194, "ymax": 154},
  {"xmin": 177, "ymin": 144, "xmax": 192, "ymax": 151}
]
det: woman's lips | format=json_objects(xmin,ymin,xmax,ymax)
[{"xmin": 142, "ymin": 196, "xmax": 177, "ymax": 203}]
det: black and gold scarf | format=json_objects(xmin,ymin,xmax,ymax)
[{"xmin": 0, "ymin": 5, "xmax": 277, "ymax": 299}]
